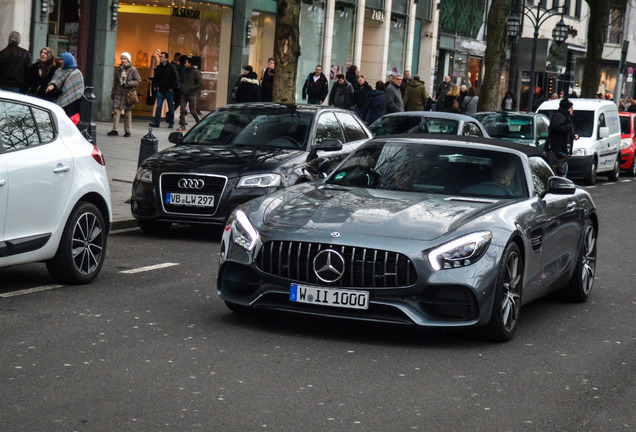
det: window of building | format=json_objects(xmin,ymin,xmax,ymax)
[
  {"xmin": 606, "ymin": 7, "xmax": 625, "ymax": 44},
  {"xmin": 388, "ymin": 15, "xmax": 406, "ymax": 76},
  {"xmin": 330, "ymin": 2, "xmax": 356, "ymax": 81},
  {"xmin": 296, "ymin": 0, "xmax": 326, "ymax": 102},
  {"xmin": 574, "ymin": 0, "xmax": 582, "ymax": 18}
]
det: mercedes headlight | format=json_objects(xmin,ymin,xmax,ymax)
[
  {"xmin": 225, "ymin": 209, "xmax": 259, "ymax": 251},
  {"xmin": 428, "ymin": 231, "xmax": 492, "ymax": 271},
  {"xmin": 135, "ymin": 167, "xmax": 152, "ymax": 183},
  {"xmin": 620, "ymin": 138, "xmax": 632, "ymax": 150},
  {"xmin": 237, "ymin": 173, "xmax": 281, "ymax": 188}
]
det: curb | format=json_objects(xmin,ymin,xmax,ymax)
[{"xmin": 112, "ymin": 218, "xmax": 139, "ymax": 231}]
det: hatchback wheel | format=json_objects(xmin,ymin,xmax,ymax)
[
  {"xmin": 561, "ymin": 220, "xmax": 596, "ymax": 302},
  {"xmin": 482, "ymin": 242, "xmax": 522, "ymax": 342},
  {"xmin": 626, "ymin": 157, "xmax": 636, "ymax": 177},
  {"xmin": 46, "ymin": 202, "xmax": 107, "ymax": 284}
]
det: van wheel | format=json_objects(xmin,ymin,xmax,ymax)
[
  {"xmin": 583, "ymin": 159, "xmax": 596, "ymax": 186},
  {"xmin": 607, "ymin": 156, "xmax": 620, "ymax": 181}
]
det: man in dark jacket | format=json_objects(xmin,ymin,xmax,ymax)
[
  {"xmin": 302, "ymin": 65, "xmax": 329, "ymax": 104},
  {"xmin": 0, "ymin": 31, "xmax": 31, "ymax": 92},
  {"xmin": 435, "ymin": 76, "xmax": 451, "ymax": 112},
  {"xmin": 177, "ymin": 57, "xmax": 202, "ymax": 132},
  {"xmin": 149, "ymin": 52, "xmax": 180, "ymax": 128},
  {"xmin": 399, "ymin": 70, "xmax": 411, "ymax": 98},
  {"xmin": 260, "ymin": 58, "xmax": 275, "ymax": 102},
  {"xmin": 353, "ymin": 75, "xmax": 372, "ymax": 116},
  {"xmin": 235, "ymin": 71, "xmax": 261, "ymax": 103},
  {"xmin": 329, "ymin": 74, "xmax": 354, "ymax": 109},
  {"xmin": 547, "ymin": 98, "xmax": 579, "ymax": 176},
  {"xmin": 361, "ymin": 81, "xmax": 386, "ymax": 125},
  {"xmin": 384, "ymin": 74, "xmax": 404, "ymax": 114}
]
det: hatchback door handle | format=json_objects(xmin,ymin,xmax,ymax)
[{"xmin": 53, "ymin": 165, "xmax": 71, "ymax": 173}]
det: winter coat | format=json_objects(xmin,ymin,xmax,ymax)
[
  {"xmin": 353, "ymin": 81, "xmax": 372, "ymax": 110},
  {"xmin": 361, "ymin": 90, "xmax": 385, "ymax": 125},
  {"xmin": 23, "ymin": 61, "xmax": 57, "ymax": 100},
  {"xmin": 462, "ymin": 96, "xmax": 479, "ymax": 116},
  {"xmin": 0, "ymin": 43, "xmax": 31, "ymax": 89},
  {"xmin": 384, "ymin": 83, "xmax": 404, "ymax": 114},
  {"xmin": 111, "ymin": 63, "xmax": 141, "ymax": 111},
  {"xmin": 435, "ymin": 81, "xmax": 451, "ymax": 109},
  {"xmin": 548, "ymin": 107, "xmax": 575, "ymax": 155},
  {"xmin": 235, "ymin": 77, "xmax": 261, "ymax": 103},
  {"xmin": 329, "ymin": 80, "xmax": 354, "ymax": 109},
  {"xmin": 501, "ymin": 96, "xmax": 516, "ymax": 111},
  {"xmin": 152, "ymin": 62, "xmax": 180, "ymax": 93},
  {"xmin": 445, "ymin": 95, "xmax": 460, "ymax": 113},
  {"xmin": 302, "ymin": 72, "xmax": 329, "ymax": 102},
  {"xmin": 403, "ymin": 80, "xmax": 429, "ymax": 111},
  {"xmin": 181, "ymin": 66, "xmax": 202, "ymax": 96},
  {"xmin": 260, "ymin": 67, "xmax": 274, "ymax": 102}
]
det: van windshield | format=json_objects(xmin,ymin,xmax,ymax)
[{"xmin": 539, "ymin": 109, "xmax": 595, "ymax": 138}]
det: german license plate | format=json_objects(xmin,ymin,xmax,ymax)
[
  {"xmin": 166, "ymin": 193, "xmax": 215, "ymax": 207},
  {"xmin": 290, "ymin": 284, "xmax": 369, "ymax": 310}
]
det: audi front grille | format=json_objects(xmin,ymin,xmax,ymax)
[
  {"xmin": 160, "ymin": 173, "xmax": 227, "ymax": 215},
  {"xmin": 256, "ymin": 241, "xmax": 417, "ymax": 288}
]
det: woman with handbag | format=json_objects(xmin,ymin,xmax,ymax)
[
  {"xmin": 22, "ymin": 47, "xmax": 57, "ymax": 100},
  {"xmin": 45, "ymin": 52, "xmax": 84, "ymax": 125},
  {"xmin": 108, "ymin": 52, "xmax": 141, "ymax": 137}
]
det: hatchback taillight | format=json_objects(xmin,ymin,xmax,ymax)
[{"xmin": 91, "ymin": 145, "xmax": 106, "ymax": 166}]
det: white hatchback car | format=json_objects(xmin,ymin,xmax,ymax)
[{"xmin": 0, "ymin": 91, "xmax": 112, "ymax": 284}]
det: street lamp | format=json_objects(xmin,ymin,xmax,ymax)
[{"xmin": 507, "ymin": 2, "xmax": 570, "ymax": 111}]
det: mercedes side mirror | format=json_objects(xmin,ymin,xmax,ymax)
[
  {"xmin": 547, "ymin": 176, "xmax": 576, "ymax": 195},
  {"xmin": 168, "ymin": 131, "xmax": 184, "ymax": 144}
]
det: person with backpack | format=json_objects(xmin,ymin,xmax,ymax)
[{"xmin": 361, "ymin": 81, "xmax": 386, "ymax": 125}]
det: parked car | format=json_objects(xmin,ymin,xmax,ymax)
[
  {"xmin": 537, "ymin": 99, "xmax": 621, "ymax": 185},
  {"xmin": 131, "ymin": 103, "xmax": 373, "ymax": 233},
  {"xmin": 218, "ymin": 135, "xmax": 598, "ymax": 342},
  {"xmin": 474, "ymin": 111, "xmax": 550, "ymax": 149},
  {"xmin": 369, "ymin": 111, "xmax": 489, "ymax": 138},
  {"xmin": 618, "ymin": 111, "xmax": 636, "ymax": 176},
  {"xmin": 0, "ymin": 91, "xmax": 112, "ymax": 284}
]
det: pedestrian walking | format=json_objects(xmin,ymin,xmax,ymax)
[
  {"xmin": 23, "ymin": 47, "xmax": 57, "ymax": 100},
  {"xmin": 352, "ymin": 75, "xmax": 372, "ymax": 116},
  {"xmin": 260, "ymin": 58, "xmax": 275, "ymax": 102},
  {"xmin": 170, "ymin": 52, "xmax": 184, "ymax": 110},
  {"xmin": 149, "ymin": 51, "xmax": 179, "ymax": 128},
  {"xmin": 445, "ymin": 84, "xmax": 461, "ymax": 113},
  {"xmin": 461, "ymin": 87, "xmax": 479, "ymax": 116},
  {"xmin": 345, "ymin": 65, "xmax": 359, "ymax": 89},
  {"xmin": 403, "ymin": 75, "xmax": 429, "ymax": 111},
  {"xmin": 329, "ymin": 74, "xmax": 354, "ymax": 109},
  {"xmin": 459, "ymin": 84, "xmax": 469, "ymax": 108},
  {"xmin": 46, "ymin": 52, "xmax": 84, "ymax": 125},
  {"xmin": 546, "ymin": 98, "xmax": 578, "ymax": 176},
  {"xmin": 302, "ymin": 65, "xmax": 329, "ymax": 104},
  {"xmin": 385, "ymin": 74, "xmax": 404, "ymax": 114},
  {"xmin": 531, "ymin": 87, "xmax": 545, "ymax": 111},
  {"xmin": 501, "ymin": 90, "xmax": 516, "ymax": 111},
  {"xmin": 435, "ymin": 76, "xmax": 451, "ymax": 111},
  {"xmin": 0, "ymin": 31, "xmax": 31, "ymax": 92},
  {"xmin": 361, "ymin": 81, "xmax": 386, "ymax": 125},
  {"xmin": 108, "ymin": 52, "xmax": 141, "ymax": 137},
  {"xmin": 232, "ymin": 65, "xmax": 252, "ymax": 101},
  {"xmin": 177, "ymin": 56, "xmax": 202, "ymax": 131},
  {"xmin": 235, "ymin": 71, "xmax": 261, "ymax": 103},
  {"xmin": 400, "ymin": 70, "xmax": 411, "ymax": 98}
]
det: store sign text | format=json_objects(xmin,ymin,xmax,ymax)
[
  {"xmin": 371, "ymin": 10, "xmax": 384, "ymax": 22},
  {"xmin": 172, "ymin": 7, "xmax": 201, "ymax": 19}
]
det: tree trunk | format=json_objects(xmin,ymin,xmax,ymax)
[
  {"xmin": 477, "ymin": 0, "xmax": 510, "ymax": 112},
  {"xmin": 582, "ymin": 0, "xmax": 611, "ymax": 98},
  {"xmin": 272, "ymin": 0, "xmax": 301, "ymax": 103}
]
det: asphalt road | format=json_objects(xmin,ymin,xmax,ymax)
[{"xmin": 1, "ymin": 178, "xmax": 635, "ymax": 431}]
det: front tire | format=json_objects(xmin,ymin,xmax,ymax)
[
  {"xmin": 561, "ymin": 220, "xmax": 596, "ymax": 302},
  {"xmin": 482, "ymin": 242, "xmax": 523, "ymax": 342},
  {"xmin": 607, "ymin": 155, "xmax": 620, "ymax": 181},
  {"xmin": 626, "ymin": 156, "xmax": 636, "ymax": 177},
  {"xmin": 583, "ymin": 159, "xmax": 597, "ymax": 186},
  {"xmin": 46, "ymin": 202, "xmax": 107, "ymax": 284}
]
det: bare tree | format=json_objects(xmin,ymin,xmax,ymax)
[
  {"xmin": 477, "ymin": 0, "xmax": 510, "ymax": 112},
  {"xmin": 272, "ymin": 0, "xmax": 302, "ymax": 103},
  {"xmin": 581, "ymin": 0, "xmax": 612, "ymax": 97}
]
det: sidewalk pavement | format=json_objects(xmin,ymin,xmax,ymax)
[{"xmin": 94, "ymin": 119, "xmax": 176, "ymax": 230}]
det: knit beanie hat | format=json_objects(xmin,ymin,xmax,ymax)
[{"xmin": 121, "ymin": 52, "xmax": 132, "ymax": 63}]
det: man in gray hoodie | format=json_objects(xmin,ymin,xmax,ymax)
[{"xmin": 384, "ymin": 74, "xmax": 404, "ymax": 114}]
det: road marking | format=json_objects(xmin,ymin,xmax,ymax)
[
  {"xmin": 120, "ymin": 263, "xmax": 180, "ymax": 274},
  {"xmin": 0, "ymin": 285, "xmax": 64, "ymax": 298}
]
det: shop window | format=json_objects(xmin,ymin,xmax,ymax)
[
  {"xmin": 387, "ymin": 15, "xmax": 406, "ymax": 76},
  {"xmin": 330, "ymin": 3, "xmax": 356, "ymax": 81},
  {"xmin": 296, "ymin": 1, "xmax": 326, "ymax": 102}
]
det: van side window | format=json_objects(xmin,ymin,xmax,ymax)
[{"xmin": 598, "ymin": 113, "xmax": 606, "ymax": 139}]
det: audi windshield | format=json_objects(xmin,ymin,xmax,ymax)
[{"xmin": 181, "ymin": 107, "xmax": 312, "ymax": 150}]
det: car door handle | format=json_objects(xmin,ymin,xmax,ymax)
[
  {"xmin": 567, "ymin": 201, "xmax": 577, "ymax": 209},
  {"xmin": 0, "ymin": 179, "xmax": 5, "ymax": 186},
  {"xmin": 53, "ymin": 165, "xmax": 71, "ymax": 173}
]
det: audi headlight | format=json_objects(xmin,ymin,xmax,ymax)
[
  {"xmin": 428, "ymin": 231, "xmax": 492, "ymax": 271},
  {"xmin": 572, "ymin": 148, "xmax": 586, "ymax": 156},
  {"xmin": 135, "ymin": 167, "xmax": 152, "ymax": 183},
  {"xmin": 620, "ymin": 138, "xmax": 632, "ymax": 150},
  {"xmin": 237, "ymin": 173, "xmax": 281, "ymax": 188},
  {"xmin": 225, "ymin": 208, "xmax": 259, "ymax": 251}
]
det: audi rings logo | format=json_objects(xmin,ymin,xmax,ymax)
[
  {"xmin": 313, "ymin": 249, "xmax": 346, "ymax": 283},
  {"xmin": 178, "ymin": 178, "xmax": 205, "ymax": 189}
]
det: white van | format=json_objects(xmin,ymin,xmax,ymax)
[{"xmin": 537, "ymin": 98, "xmax": 621, "ymax": 185}]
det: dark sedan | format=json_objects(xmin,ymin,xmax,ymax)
[
  {"xmin": 218, "ymin": 135, "xmax": 598, "ymax": 341},
  {"xmin": 131, "ymin": 103, "xmax": 372, "ymax": 233},
  {"xmin": 474, "ymin": 111, "xmax": 550, "ymax": 149}
]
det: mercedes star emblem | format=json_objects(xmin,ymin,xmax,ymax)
[{"xmin": 313, "ymin": 249, "xmax": 346, "ymax": 283}]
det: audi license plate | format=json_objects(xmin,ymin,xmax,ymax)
[
  {"xmin": 166, "ymin": 193, "xmax": 215, "ymax": 207},
  {"xmin": 290, "ymin": 283, "xmax": 369, "ymax": 310}
]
